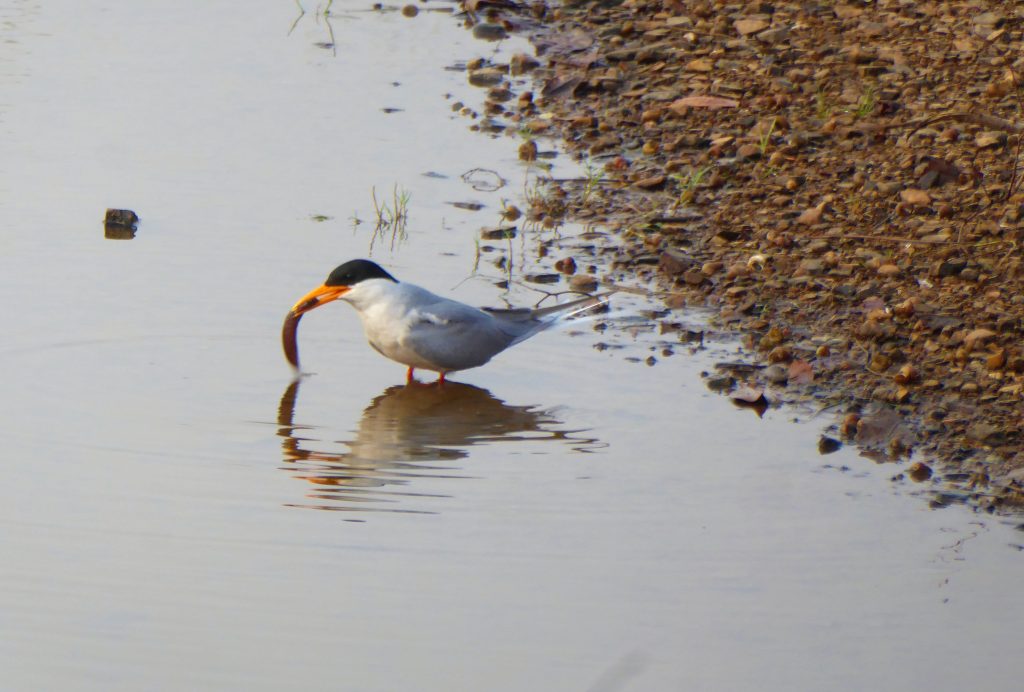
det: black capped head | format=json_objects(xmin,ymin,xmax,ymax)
[{"xmin": 325, "ymin": 259, "xmax": 398, "ymax": 287}]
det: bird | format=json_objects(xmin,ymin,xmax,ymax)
[{"xmin": 283, "ymin": 259, "xmax": 611, "ymax": 383}]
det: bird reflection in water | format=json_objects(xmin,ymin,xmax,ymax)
[{"xmin": 277, "ymin": 379, "xmax": 601, "ymax": 513}]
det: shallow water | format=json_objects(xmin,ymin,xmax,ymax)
[{"xmin": 1, "ymin": 2, "xmax": 1021, "ymax": 690}]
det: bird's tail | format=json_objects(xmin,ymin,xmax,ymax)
[{"xmin": 485, "ymin": 292, "xmax": 614, "ymax": 346}]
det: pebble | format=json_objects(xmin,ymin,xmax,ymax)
[
  {"xmin": 899, "ymin": 188, "xmax": 931, "ymax": 206},
  {"xmin": 569, "ymin": 274, "xmax": 599, "ymax": 292}
]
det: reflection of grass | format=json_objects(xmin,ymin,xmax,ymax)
[
  {"xmin": 368, "ymin": 185, "xmax": 411, "ymax": 252},
  {"xmin": 290, "ymin": 0, "xmax": 336, "ymax": 56},
  {"xmin": 581, "ymin": 160, "xmax": 605, "ymax": 205}
]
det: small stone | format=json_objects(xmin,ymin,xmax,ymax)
[
  {"xmin": 964, "ymin": 328, "xmax": 996, "ymax": 351},
  {"xmin": 757, "ymin": 26, "xmax": 791, "ymax": 43},
  {"xmin": 893, "ymin": 364, "xmax": 918, "ymax": 385},
  {"xmin": 976, "ymin": 131, "xmax": 1007, "ymax": 148},
  {"xmin": 899, "ymin": 188, "xmax": 931, "ymax": 207},
  {"xmin": 685, "ymin": 58, "xmax": 714, "ymax": 72},
  {"xmin": 682, "ymin": 269, "xmax": 706, "ymax": 286},
  {"xmin": 658, "ymin": 249, "xmax": 694, "ymax": 276},
  {"xmin": 796, "ymin": 203, "xmax": 825, "ymax": 225},
  {"xmin": 797, "ymin": 259, "xmax": 824, "ymax": 275},
  {"xmin": 877, "ymin": 264, "xmax": 900, "ymax": 277},
  {"xmin": 518, "ymin": 140, "xmax": 538, "ymax": 161},
  {"xmin": 764, "ymin": 363, "xmax": 789, "ymax": 384},
  {"xmin": 736, "ymin": 143, "xmax": 761, "ymax": 160},
  {"xmin": 907, "ymin": 462, "xmax": 932, "ymax": 482},
  {"xmin": 701, "ymin": 261, "xmax": 723, "ymax": 276},
  {"xmin": 104, "ymin": 208, "xmax": 138, "ymax": 227},
  {"xmin": 554, "ymin": 257, "xmax": 576, "ymax": 274},
  {"xmin": 468, "ymin": 67, "xmax": 506, "ymax": 87},
  {"xmin": 987, "ymin": 349, "xmax": 1006, "ymax": 370},
  {"xmin": 472, "ymin": 23, "xmax": 508, "ymax": 41},
  {"xmin": 725, "ymin": 263, "xmax": 751, "ymax": 279},
  {"xmin": 634, "ymin": 174, "xmax": 666, "ymax": 189},
  {"xmin": 818, "ymin": 436, "xmax": 842, "ymax": 454},
  {"xmin": 568, "ymin": 274, "xmax": 599, "ymax": 292},
  {"xmin": 509, "ymin": 53, "xmax": 540, "ymax": 76},
  {"xmin": 734, "ymin": 18, "xmax": 769, "ymax": 36}
]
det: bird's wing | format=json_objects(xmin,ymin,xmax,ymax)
[{"xmin": 403, "ymin": 298, "xmax": 519, "ymax": 371}]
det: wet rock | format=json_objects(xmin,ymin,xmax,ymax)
[
  {"xmin": 764, "ymin": 363, "xmax": 789, "ymax": 384},
  {"xmin": 634, "ymin": 174, "xmax": 666, "ymax": 189},
  {"xmin": 472, "ymin": 23, "xmax": 508, "ymax": 41},
  {"xmin": 554, "ymin": 257, "xmax": 576, "ymax": 274},
  {"xmin": 509, "ymin": 53, "xmax": 540, "ymax": 76},
  {"xmin": 104, "ymin": 208, "xmax": 138, "ymax": 239},
  {"xmin": 568, "ymin": 274, "xmax": 599, "ymax": 292},
  {"xmin": 468, "ymin": 67, "xmax": 506, "ymax": 87},
  {"xmin": 525, "ymin": 273, "xmax": 560, "ymax": 284},
  {"xmin": 480, "ymin": 226, "xmax": 517, "ymax": 240},
  {"xmin": 907, "ymin": 462, "xmax": 932, "ymax": 482},
  {"xmin": 818, "ymin": 436, "xmax": 842, "ymax": 454},
  {"xmin": 104, "ymin": 208, "xmax": 138, "ymax": 227},
  {"xmin": 658, "ymin": 249, "xmax": 695, "ymax": 276}
]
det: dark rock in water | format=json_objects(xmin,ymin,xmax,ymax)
[
  {"xmin": 818, "ymin": 436, "xmax": 842, "ymax": 454},
  {"xmin": 525, "ymin": 273, "xmax": 561, "ymax": 284},
  {"xmin": 105, "ymin": 208, "xmax": 138, "ymax": 227},
  {"xmin": 104, "ymin": 208, "xmax": 138, "ymax": 239},
  {"xmin": 480, "ymin": 226, "xmax": 517, "ymax": 240},
  {"xmin": 472, "ymin": 23, "xmax": 508, "ymax": 41}
]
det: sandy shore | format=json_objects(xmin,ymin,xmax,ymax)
[{"xmin": 457, "ymin": 0, "xmax": 1024, "ymax": 512}]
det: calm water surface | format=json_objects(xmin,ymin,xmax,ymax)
[{"xmin": 1, "ymin": 2, "xmax": 1021, "ymax": 690}]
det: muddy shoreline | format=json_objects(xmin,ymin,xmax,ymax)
[{"xmin": 454, "ymin": 0, "xmax": 1024, "ymax": 513}]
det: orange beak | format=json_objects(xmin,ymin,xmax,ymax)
[{"xmin": 289, "ymin": 284, "xmax": 351, "ymax": 316}]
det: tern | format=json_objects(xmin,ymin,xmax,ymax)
[{"xmin": 284, "ymin": 259, "xmax": 610, "ymax": 383}]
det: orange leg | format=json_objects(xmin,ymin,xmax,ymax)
[
  {"xmin": 438, "ymin": 372, "xmax": 447, "ymax": 385},
  {"xmin": 406, "ymin": 366, "xmax": 416, "ymax": 383}
]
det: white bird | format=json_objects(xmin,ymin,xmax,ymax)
[{"xmin": 283, "ymin": 259, "xmax": 611, "ymax": 383}]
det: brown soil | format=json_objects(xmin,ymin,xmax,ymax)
[{"xmin": 457, "ymin": 0, "xmax": 1024, "ymax": 513}]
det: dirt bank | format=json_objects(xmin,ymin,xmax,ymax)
[{"xmin": 455, "ymin": 0, "xmax": 1024, "ymax": 513}]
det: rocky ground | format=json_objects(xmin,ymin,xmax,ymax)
[{"xmin": 452, "ymin": 0, "xmax": 1024, "ymax": 513}]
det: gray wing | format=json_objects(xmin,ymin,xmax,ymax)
[
  {"xmin": 403, "ymin": 290, "xmax": 612, "ymax": 372},
  {"xmin": 404, "ymin": 298, "xmax": 520, "ymax": 371}
]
